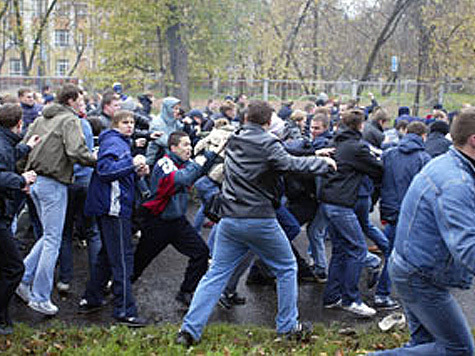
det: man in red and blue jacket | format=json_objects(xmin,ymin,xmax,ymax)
[{"xmin": 133, "ymin": 130, "xmax": 220, "ymax": 307}]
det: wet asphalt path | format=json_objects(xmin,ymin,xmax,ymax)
[{"xmin": 10, "ymin": 205, "xmax": 475, "ymax": 330}]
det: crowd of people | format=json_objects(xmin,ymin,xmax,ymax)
[{"xmin": 0, "ymin": 82, "xmax": 474, "ymax": 355}]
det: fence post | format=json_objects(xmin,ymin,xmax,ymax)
[
  {"xmin": 212, "ymin": 77, "xmax": 219, "ymax": 98},
  {"xmin": 263, "ymin": 78, "xmax": 269, "ymax": 101},
  {"xmin": 438, "ymin": 83, "xmax": 445, "ymax": 106},
  {"xmin": 351, "ymin": 80, "xmax": 358, "ymax": 100}
]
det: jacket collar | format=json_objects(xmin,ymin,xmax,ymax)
[
  {"xmin": 450, "ymin": 147, "xmax": 475, "ymax": 178},
  {"xmin": 0, "ymin": 126, "xmax": 22, "ymax": 145}
]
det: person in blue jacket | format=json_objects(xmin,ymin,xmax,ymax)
[
  {"xmin": 80, "ymin": 110, "xmax": 149, "ymax": 327},
  {"xmin": 133, "ymin": 131, "xmax": 220, "ymax": 307}
]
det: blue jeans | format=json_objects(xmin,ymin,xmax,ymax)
[
  {"xmin": 307, "ymin": 205, "xmax": 328, "ymax": 274},
  {"xmin": 182, "ymin": 217, "xmax": 298, "ymax": 340},
  {"xmin": 193, "ymin": 176, "xmax": 219, "ymax": 233},
  {"xmin": 59, "ymin": 183, "xmax": 101, "ymax": 284},
  {"xmin": 22, "ymin": 176, "xmax": 68, "ymax": 302},
  {"xmin": 322, "ymin": 203, "xmax": 367, "ymax": 306},
  {"xmin": 373, "ymin": 252, "xmax": 474, "ymax": 355},
  {"xmin": 376, "ymin": 223, "xmax": 396, "ymax": 297}
]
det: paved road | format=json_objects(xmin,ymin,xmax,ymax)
[{"xmin": 10, "ymin": 205, "xmax": 475, "ymax": 331}]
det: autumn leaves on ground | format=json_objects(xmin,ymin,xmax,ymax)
[{"xmin": 0, "ymin": 322, "xmax": 414, "ymax": 355}]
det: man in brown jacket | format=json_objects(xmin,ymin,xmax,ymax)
[{"xmin": 16, "ymin": 84, "xmax": 96, "ymax": 316}]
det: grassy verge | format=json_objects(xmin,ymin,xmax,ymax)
[{"xmin": 0, "ymin": 322, "xmax": 412, "ymax": 355}]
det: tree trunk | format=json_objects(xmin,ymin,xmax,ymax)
[
  {"xmin": 413, "ymin": 2, "xmax": 431, "ymax": 116},
  {"xmin": 166, "ymin": 6, "xmax": 190, "ymax": 110}
]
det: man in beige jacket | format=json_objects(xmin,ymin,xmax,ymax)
[{"xmin": 16, "ymin": 83, "xmax": 96, "ymax": 316}]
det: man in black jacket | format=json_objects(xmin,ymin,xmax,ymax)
[
  {"xmin": 321, "ymin": 109, "xmax": 383, "ymax": 317},
  {"xmin": 177, "ymin": 101, "xmax": 335, "ymax": 346},
  {"xmin": 0, "ymin": 104, "xmax": 39, "ymax": 334}
]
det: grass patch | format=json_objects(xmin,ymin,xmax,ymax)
[{"xmin": 0, "ymin": 321, "xmax": 413, "ymax": 355}]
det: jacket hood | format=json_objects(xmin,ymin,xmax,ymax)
[
  {"xmin": 160, "ymin": 97, "xmax": 181, "ymax": 125},
  {"xmin": 398, "ymin": 133, "xmax": 425, "ymax": 154},
  {"xmin": 334, "ymin": 128, "xmax": 362, "ymax": 143},
  {"xmin": 42, "ymin": 103, "xmax": 71, "ymax": 119},
  {"xmin": 0, "ymin": 125, "xmax": 22, "ymax": 145}
]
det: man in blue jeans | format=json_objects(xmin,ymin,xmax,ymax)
[
  {"xmin": 374, "ymin": 109, "xmax": 475, "ymax": 355},
  {"xmin": 176, "ymin": 100, "xmax": 335, "ymax": 346}
]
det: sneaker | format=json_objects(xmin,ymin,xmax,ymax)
[
  {"xmin": 378, "ymin": 312, "xmax": 406, "ymax": 332},
  {"xmin": 78, "ymin": 298, "xmax": 106, "ymax": 314},
  {"xmin": 218, "ymin": 292, "xmax": 246, "ymax": 310},
  {"xmin": 56, "ymin": 281, "xmax": 70, "ymax": 293},
  {"xmin": 176, "ymin": 330, "xmax": 197, "ymax": 347},
  {"xmin": 15, "ymin": 283, "xmax": 32, "ymax": 304},
  {"xmin": 28, "ymin": 300, "xmax": 59, "ymax": 316},
  {"xmin": 228, "ymin": 292, "xmax": 246, "ymax": 305},
  {"xmin": 315, "ymin": 271, "xmax": 328, "ymax": 283},
  {"xmin": 342, "ymin": 302, "xmax": 376, "ymax": 317},
  {"xmin": 323, "ymin": 298, "xmax": 342, "ymax": 309},
  {"xmin": 367, "ymin": 267, "xmax": 381, "ymax": 289},
  {"xmin": 115, "ymin": 316, "xmax": 148, "ymax": 328},
  {"xmin": 218, "ymin": 294, "xmax": 232, "ymax": 310},
  {"xmin": 298, "ymin": 268, "xmax": 317, "ymax": 283},
  {"xmin": 279, "ymin": 321, "xmax": 313, "ymax": 341},
  {"xmin": 175, "ymin": 291, "xmax": 193, "ymax": 307},
  {"xmin": 0, "ymin": 324, "xmax": 13, "ymax": 336},
  {"xmin": 374, "ymin": 295, "xmax": 400, "ymax": 310}
]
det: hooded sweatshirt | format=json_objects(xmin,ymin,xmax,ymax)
[
  {"xmin": 22, "ymin": 104, "xmax": 96, "ymax": 184},
  {"xmin": 146, "ymin": 97, "xmax": 181, "ymax": 166}
]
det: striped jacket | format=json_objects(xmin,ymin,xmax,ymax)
[{"xmin": 85, "ymin": 129, "xmax": 136, "ymax": 218}]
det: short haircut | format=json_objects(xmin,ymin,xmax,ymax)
[
  {"xmin": 451, "ymin": 108, "xmax": 475, "ymax": 147},
  {"xmin": 406, "ymin": 121, "xmax": 428, "ymax": 136},
  {"xmin": 0, "ymin": 103, "xmax": 23, "ymax": 128},
  {"xmin": 312, "ymin": 113, "xmax": 330, "ymax": 128},
  {"xmin": 304, "ymin": 103, "xmax": 316, "ymax": 113},
  {"xmin": 290, "ymin": 110, "xmax": 306, "ymax": 122},
  {"xmin": 341, "ymin": 109, "xmax": 365, "ymax": 131},
  {"xmin": 18, "ymin": 88, "xmax": 32, "ymax": 98},
  {"xmin": 247, "ymin": 100, "xmax": 273, "ymax": 125},
  {"xmin": 57, "ymin": 83, "xmax": 81, "ymax": 106},
  {"xmin": 111, "ymin": 110, "xmax": 134, "ymax": 128},
  {"xmin": 168, "ymin": 131, "xmax": 189, "ymax": 148},
  {"xmin": 220, "ymin": 100, "xmax": 235, "ymax": 114},
  {"xmin": 101, "ymin": 91, "xmax": 119, "ymax": 110},
  {"xmin": 372, "ymin": 108, "xmax": 390, "ymax": 123},
  {"xmin": 87, "ymin": 116, "xmax": 103, "ymax": 136},
  {"xmin": 395, "ymin": 119, "xmax": 409, "ymax": 130}
]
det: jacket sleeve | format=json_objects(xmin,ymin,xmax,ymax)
[
  {"xmin": 15, "ymin": 143, "xmax": 31, "ymax": 161},
  {"xmin": 352, "ymin": 143, "xmax": 383, "ymax": 182},
  {"xmin": 63, "ymin": 119, "xmax": 96, "ymax": 167},
  {"xmin": 435, "ymin": 182, "xmax": 475, "ymax": 274},
  {"xmin": 267, "ymin": 139, "xmax": 329, "ymax": 175},
  {"xmin": 96, "ymin": 145, "xmax": 135, "ymax": 183},
  {"xmin": 0, "ymin": 152, "xmax": 25, "ymax": 191}
]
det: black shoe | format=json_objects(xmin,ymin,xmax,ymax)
[
  {"xmin": 218, "ymin": 294, "xmax": 232, "ymax": 310},
  {"xmin": 367, "ymin": 267, "xmax": 381, "ymax": 289},
  {"xmin": 298, "ymin": 268, "xmax": 317, "ymax": 283},
  {"xmin": 175, "ymin": 291, "xmax": 193, "ymax": 307},
  {"xmin": 78, "ymin": 298, "xmax": 106, "ymax": 314},
  {"xmin": 279, "ymin": 321, "xmax": 313, "ymax": 341},
  {"xmin": 229, "ymin": 292, "xmax": 246, "ymax": 305},
  {"xmin": 218, "ymin": 292, "xmax": 246, "ymax": 310},
  {"xmin": 176, "ymin": 330, "xmax": 196, "ymax": 347},
  {"xmin": 115, "ymin": 316, "xmax": 148, "ymax": 328},
  {"xmin": 315, "ymin": 271, "xmax": 328, "ymax": 283}
]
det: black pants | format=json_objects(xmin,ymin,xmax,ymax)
[
  {"xmin": 133, "ymin": 213, "xmax": 209, "ymax": 294},
  {"xmin": 0, "ymin": 224, "xmax": 25, "ymax": 325}
]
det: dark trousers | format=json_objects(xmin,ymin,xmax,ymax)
[
  {"xmin": 0, "ymin": 224, "xmax": 25, "ymax": 325},
  {"xmin": 85, "ymin": 216, "xmax": 137, "ymax": 319},
  {"xmin": 133, "ymin": 214, "xmax": 209, "ymax": 294}
]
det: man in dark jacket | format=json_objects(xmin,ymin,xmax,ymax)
[
  {"xmin": 321, "ymin": 109, "xmax": 383, "ymax": 317},
  {"xmin": 377, "ymin": 121, "xmax": 431, "ymax": 309},
  {"xmin": 177, "ymin": 100, "xmax": 334, "ymax": 346},
  {"xmin": 425, "ymin": 120, "xmax": 452, "ymax": 158},
  {"xmin": 0, "ymin": 104, "xmax": 39, "ymax": 334},
  {"xmin": 362, "ymin": 108, "xmax": 391, "ymax": 149},
  {"xmin": 18, "ymin": 88, "xmax": 43, "ymax": 133}
]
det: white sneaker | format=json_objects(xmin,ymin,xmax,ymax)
[
  {"xmin": 56, "ymin": 281, "xmax": 70, "ymax": 292},
  {"xmin": 28, "ymin": 300, "xmax": 59, "ymax": 315},
  {"xmin": 378, "ymin": 312, "xmax": 406, "ymax": 332},
  {"xmin": 16, "ymin": 283, "xmax": 32, "ymax": 304},
  {"xmin": 342, "ymin": 301, "xmax": 376, "ymax": 317}
]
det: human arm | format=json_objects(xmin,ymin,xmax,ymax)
[{"xmin": 63, "ymin": 119, "xmax": 96, "ymax": 167}]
